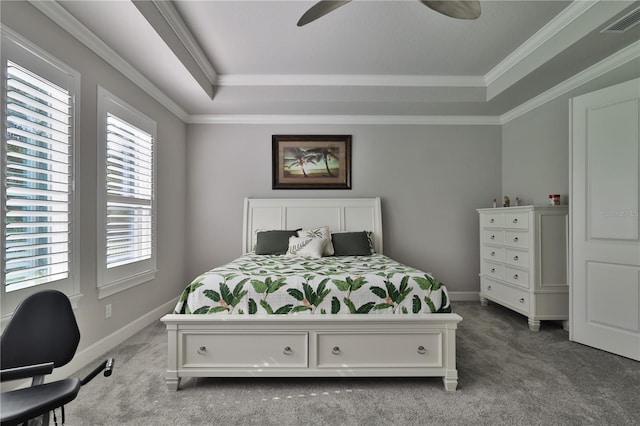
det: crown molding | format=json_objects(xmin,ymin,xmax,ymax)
[
  {"xmin": 500, "ymin": 39, "xmax": 640, "ymax": 124},
  {"xmin": 21, "ymin": 0, "xmax": 637, "ymax": 127},
  {"xmin": 187, "ymin": 114, "xmax": 501, "ymax": 126},
  {"xmin": 484, "ymin": 0, "xmax": 597, "ymax": 87},
  {"xmin": 28, "ymin": 0, "xmax": 189, "ymax": 122},
  {"xmin": 150, "ymin": 0, "xmax": 217, "ymax": 84},
  {"xmin": 217, "ymin": 74, "xmax": 485, "ymax": 88}
]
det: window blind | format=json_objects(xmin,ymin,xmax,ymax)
[
  {"xmin": 4, "ymin": 60, "xmax": 71, "ymax": 291},
  {"xmin": 105, "ymin": 114, "xmax": 153, "ymax": 268}
]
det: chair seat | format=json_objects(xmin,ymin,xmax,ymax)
[{"xmin": 0, "ymin": 378, "xmax": 81, "ymax": 426}]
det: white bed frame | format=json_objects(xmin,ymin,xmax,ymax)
[{"xmin": 161, "ymin": 198, "xmax": 462, "ymax": 391}]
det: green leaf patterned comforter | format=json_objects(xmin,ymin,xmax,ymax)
[{"xmin": 174, "ymin": 253, "xmax": 452, "ymax": 315}]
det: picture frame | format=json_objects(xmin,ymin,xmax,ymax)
[{"xmin": 272, "ymin": 135, "xmax": 352, "ymax": 189}]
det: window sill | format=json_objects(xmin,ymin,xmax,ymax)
[{"xmin": 97, "ymin": 269, "xmax": 157, "ymax": 299}]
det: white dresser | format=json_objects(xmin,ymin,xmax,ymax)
[{"xmin": 477, "ymin": 206, "xmax": 568, "ymax": 331}]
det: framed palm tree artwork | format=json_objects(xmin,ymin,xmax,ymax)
[{"xmin": 272, "ymin": 135, "xmax": 352, "ymax": 189}]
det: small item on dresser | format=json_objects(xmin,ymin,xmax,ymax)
[
  {"xmin": 503, "ymin": 196, "xmax": 510, "ymax": 207},
  {"xmin": 515, "ymin": 197, "xmax": 520, "ymax": 206},
  {"xmin": 548, "ymin": 194, "xmax": 560, "ymax": 205},
  {"xmin": 492, "ymin": 198, "xmax": 497, "ymax": 208}
]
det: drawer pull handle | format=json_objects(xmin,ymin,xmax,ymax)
[
  {"xmin": 490, "ymin": 268, "xmax": 495, "ymax": 273},
  {"xmin": 513, "ymin": 255, "xmax": 519, "ymax": 261},
  {"xmin": 519, "ymin": 298, "xmax": 525, "ymax": 303},
  {"xmin": 487, "ymin": 285, "xmax": 492, "ymax": 290},
  {"xmin": 490, "ymin": 218, "xmax": 495, "ymax": 223},
  {"xmin": 514, "ymin": 274, "xmax": 519, "ymax": 280},
  {"xmin": 490, "ymin": 235, "xmax": 495, "ymax": 240},
  {"xmin": 332, "ymin": 346, "xmax": 341, "ymax": 356},
  {"xmin": 283, "ymin": 346, "xmax": 293, "ymax": 355},
  {"xmin": 197, "ymin": 346, "xmax": 207, "ymax": 355},
  {"xmin": 513, "ymin": 218, "xmax": 518, "ymax": 223},
  {"xmin": 513, "ymin": 237, "xmax": 519, "ymax": 242},
  {"xmin": 490, "ymin": 251, "xmax": 495, "ymax": 256},
  {"xmin": 417, "ymin": 346, "xmax": 426, "ymax": 355}
]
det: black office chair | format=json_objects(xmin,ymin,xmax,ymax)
[{"xmin": 1, "ymin": 290, "xmax": 114, "ymax": 426}]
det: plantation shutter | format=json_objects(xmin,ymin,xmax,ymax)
[
  {"xmin": 105, "ymin": 113, "xmax": 153, "ymax": 268},
  {"xmin": 4, "ymin": 60, "xmax": 71, "ymax": 292}
]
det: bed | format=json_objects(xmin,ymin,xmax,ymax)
[{"xmin": 160, "ymin": 198, "xmax": 462, "ymax": 391}]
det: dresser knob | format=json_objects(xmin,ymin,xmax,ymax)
[
  {"xmin": 417, "ymin": 346, "xmax": 426, "ymax": 354},
  {"xmin": 513, "ymin": 218, "xmax": 518, "ymax": 223},
  {"xmin": 487, "ymin": 285, "xmax": 492, "ymax": 290},
  {"xmin": 283, "ymin": 346, "xmax": 293, "ymax": 355},
  {"xmin": 332, "ymin": 346, "xmax": 341, "ymax": 356},
  {"xmin": 197, "ymin": 346, "xmax": 207, "ymax": 355},
  {"xmin": 491, "ymin": 268, "xmax": 495, "ymax": 273},
  {"xmin": 490, "ymin": 218, "xmax": 495, "ymax": 223},
  {"xmin": 513, "ymin": 255, "xmax": 519, "ymax": 261},
  {"xmin": 519, "ymin": 298, "xmax": 525, "ymax": 303},
  {"xmin": 491, "ymin": 251, "xmax": 495, "ymax": 256},
  {"xmin": 514, "ymin": 274, "xmax": 519, "ymax": 280},
  {"xmin": 513, "ymin": 237, "xmax": 519, "ymax": 242},
  {"xmin": 490, "ymin": 235, "xmax": 495, "ymax": 240}
]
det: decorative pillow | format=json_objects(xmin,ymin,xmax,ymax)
[
  {"xmin": 286, "ymin": 236, "xmax": 327, "ymax": 258},
  {"xmin": 365, "ymin": 230, "xmax": 376, "ymax": 254},
  {"xmin": 255, "ymin": 229, "xmax": 300, "ymax": 255},
  {"xmin": 331, "ymin": 231, "xmax": 372, "ymax": 256},
  {"xmin": 297, "ymin": 226, "xmax": 334, "ymax": 256}
]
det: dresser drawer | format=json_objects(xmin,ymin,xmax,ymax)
[
  {"xmin": 481, "ymin": 212, "xmax": 504, "ymax": 228},
  {"xmin": 505, "ymin": 212, "xmax": 529, "ymax": 229},
  {"xmin": 316, "ymin": 332, "xmax": 442, "ymax": 368},
  {"xmin": 504, "ymin": 248, "xmax": 529, "ymax": 268},
  {"xmin": 505, "ymin": 266, "xmax": 530, "ymax": 288},
  {"xmin": 483, "ymin": 230, "xmax": 505, "ymax": 245},
  {"xmin": 483, "ymin": 246, "xmax": 505, "ymax": 262},
  {"xmin": 482, "ymin": 261, "xmax": 505, "ymax": 280},
  {"xmin": 504, "ymin": 230, "xmax": 529, "ymax": 248},
  {"xmin": 482, "ymin": 279, "xmax": 530, "ymax": 314},
  {"xmin": 182, "ymin": 332, "xmax": 308, "ymax": 368}
]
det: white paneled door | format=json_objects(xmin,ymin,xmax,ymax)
[{"xmin": 570, "ymin": 78, "xmax": 640, "ymax": 361}]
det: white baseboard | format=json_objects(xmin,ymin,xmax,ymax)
[
  {"xmin": 52, "ymin": 297, "xmax": 178, "ymax": 382},
  {"xmin": 449, "ymin": 291, "xmax": 480, "ymax": 302}
]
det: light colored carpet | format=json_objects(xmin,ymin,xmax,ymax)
[{"xmin": 65, "ymin": 302, "xmax": 639, "ymax": 425}]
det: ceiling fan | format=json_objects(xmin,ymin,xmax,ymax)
[{"xmin": 297, "ymin": 0, "xmax": 481, "ymax": 26}]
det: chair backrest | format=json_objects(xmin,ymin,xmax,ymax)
[{"xmin": 1, "ymin": 290, "xmax": 80, "ymax": 371}]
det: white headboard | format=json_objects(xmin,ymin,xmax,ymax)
[{"xmin": 242, "ymin": 198, "xmax": 383, "ymax": 254}]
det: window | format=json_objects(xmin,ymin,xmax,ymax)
[
  {"xmin": 97, "ymin": 87, "xmax": 156, "ymax": 298},
  {"xmin": 1, "ymin": 28, "xmax": 80, "ymax": 313}
]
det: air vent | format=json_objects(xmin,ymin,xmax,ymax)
[{"xmin": 601, "ymin": 6, "xmax": 640, "ymax": 33}]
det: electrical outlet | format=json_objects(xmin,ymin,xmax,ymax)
[{"xmin": 105, "ymin": 304, "xmax": 112, "ymax": 319}]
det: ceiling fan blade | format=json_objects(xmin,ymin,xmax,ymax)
[
  {"xmin": 420, "ymin": 0, "xmax": 481, "ymax": 20},
  {"xmin": 297, "ymin": 0, "xmax": 352, "ymax": 26}
]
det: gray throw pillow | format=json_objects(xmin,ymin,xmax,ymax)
[
  {"xmin": 331, "ymin": 231, "xmax": 372, "ymax": 256},
  {"xmin": 255, "ymin": 230, "xmax": 299, "ymax": 255}
]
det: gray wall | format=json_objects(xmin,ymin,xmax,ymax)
[
  {"xmin": 502, "ymin": 61, "xmax": 640, "ymax": 206},
  {"xmin": 502, "ymin": 97, "xmax": 570, "ymax": 206},
  {"xmin": 186, "ymin": 123, "xmax": 502, "ymax": 294},
  {"xmin": 2, "ymin": 2, "xmax": 188, "ymax": 350}
]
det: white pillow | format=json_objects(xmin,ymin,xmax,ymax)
[
  {"xmin": 286, "ymin": 236, "xmax": 327, "ymax": 258},
  {"xmin": 297, "ymin": 226, "xmax": 334, "ymax": 256}
]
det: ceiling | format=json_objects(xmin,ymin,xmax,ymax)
[{"xmin": 52, "ymin": 0, "xmax": 640, "ymax": 121}]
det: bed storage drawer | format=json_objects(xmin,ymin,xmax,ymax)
[
  {"xmin": 182, "ymin": 332, "xmax": 308, "ymax": 368},
  {"xmin": 315, "ymin": 332, "xmax": 442, "ymax": 368}
]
